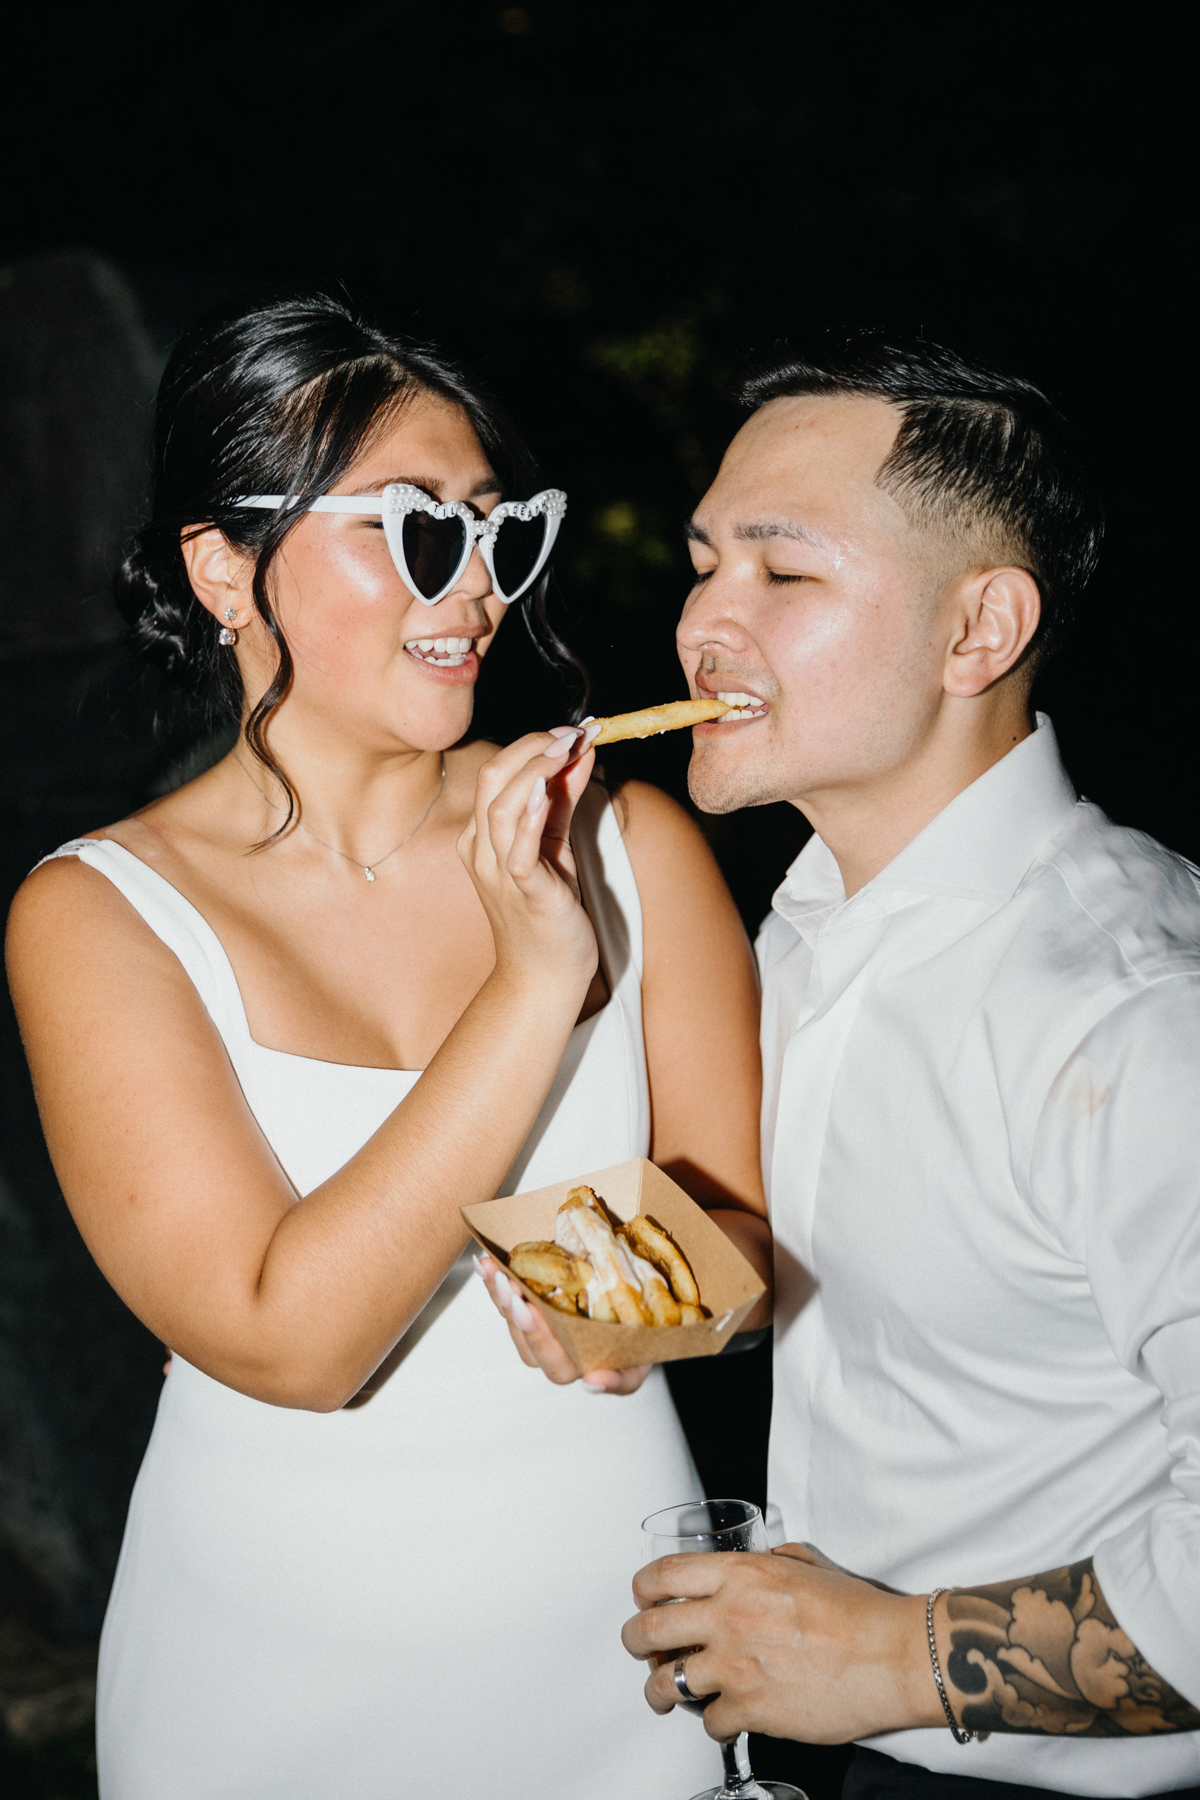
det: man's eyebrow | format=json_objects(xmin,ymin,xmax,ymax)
[
  {"xmin": 684, "ymin": 517, "xmax": 832, "ymax": 550},
  {"xmin": 732, "ymin": 518, "xmax": 831, "ymax": 550}
]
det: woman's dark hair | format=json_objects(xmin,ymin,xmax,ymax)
[
  {"xmin": 738, "ymin": 330, "xmax": 1103, "ymax": 661},
  {"xmin": 117, "ymin": 287, "xmax": 585, "ymax": 830}
]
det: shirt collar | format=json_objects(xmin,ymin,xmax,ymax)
[{"xmin": 772, "ymin": 714, "xmax": 1078, "ymax": 934}]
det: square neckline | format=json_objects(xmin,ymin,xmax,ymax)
[{"xmin": 72, "ymin": 835, "xmax": 614, "ymax": 1076}]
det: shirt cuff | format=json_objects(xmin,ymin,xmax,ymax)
[{"xmin": 1094, "ymin": 1507, "xmax": 1200, "ymax": 1708}]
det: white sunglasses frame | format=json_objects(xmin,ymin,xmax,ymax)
[{"xmin": 234, "ymin": 483, "xmax": 567, "ymax": 606}]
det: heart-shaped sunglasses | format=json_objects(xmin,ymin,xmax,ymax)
[{"xmin": 234, "ymin": 483, "xmax": 567, "ymax": 606}]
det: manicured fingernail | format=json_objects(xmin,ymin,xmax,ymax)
[
  {"xmin": 545, "ymin": 735, "xmax": 573, "ymax": 758},
  {"xmin": 525, "ymin": 776, "xmax": 547, "ymax": 815},
  {"xmin": 548, "ymin": 725, "xmax": 580, "ymax": 739},
  {"xmin": 509, "ymin": 1292, "xmax": 536, "ymax": 1332},
  {"xmin": 580, "ymin": 715, "xmax": 596, "ymax": 724},
  {"xmin": 582, "ymin": 721, "xmax": 602, "ymax": 744},
  {"xmin": 472, "ymin": 1255, "xmax": 486, "ymax": 1280},
  {"xmin": 493, "ymin": 1270, "xmax": 513, "ymax": 1310},
  {"xmin": 582, "ymin": 1380, "xmax": 607, "ymax": 1393}
]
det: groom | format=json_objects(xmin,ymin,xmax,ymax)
[{"xmin": 623, "ymin": 335, "xmax": 1200, "ymax": 1797}]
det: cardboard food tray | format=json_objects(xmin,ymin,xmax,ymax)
[{"xmin": 462, "ymin": 1157, "xmax": 765, "ymax": 1373}]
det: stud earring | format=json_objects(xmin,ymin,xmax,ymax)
[{"xmin": 223, "ymin": 607, "xmax": 237, "ymax": 621}]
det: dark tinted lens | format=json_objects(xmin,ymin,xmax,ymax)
[
  {"xmin": 491, "ymin": 514, "xmax": 547, "ymax": 598},
  {"xmin": 401, "ymin": 511, "xmax": 467, "ymax": 599}
]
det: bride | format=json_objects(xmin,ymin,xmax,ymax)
[{"xmin": 5, "ymin": 289, "xmax": 769, "ymax": 1798}]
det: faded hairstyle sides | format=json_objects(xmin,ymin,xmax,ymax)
[{"xmin": 739, "ymin": 332, "xmax": 1103, "ymax": 660}]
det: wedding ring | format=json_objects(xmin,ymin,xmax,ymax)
[{"xmin": 673, "ymin": 1656, "xmax": 705, "ymax": 1705}]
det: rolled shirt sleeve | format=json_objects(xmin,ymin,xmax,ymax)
[{"xmin": 1031, "ymin": 974, "xmax": 1200, "ymax": 1703}]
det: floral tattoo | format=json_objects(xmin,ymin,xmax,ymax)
[{"xmin": 943, "ymin": 1559, "xmax": 1200, "ymax": 1737}]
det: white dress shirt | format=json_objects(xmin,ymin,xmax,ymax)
[{"xmin": 759, "ymin": 718, "xmax": 1200, "ymax": 1795}]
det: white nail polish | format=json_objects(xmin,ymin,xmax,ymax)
[
  {"xmin": 545, "ymin": 735, "xmax": 573, "ymax": 758},
  {"xmin": 493, "ymin": 1270, "xmax": 513, "ymax": 1310},
  {"xmin": 525, "ymin": 776, "xmax": 547, "ymax": 815},
  {"xmin": 548, "ymin": 725, "xmax": 579, "ymax": 738},
  {"xmin": 582, "ymin": 1380, "xmax": 607, "ymax": 1393},
  {"xmin": 510, "ymin": 1292, "xmax": 536, "ymax": 1332}
]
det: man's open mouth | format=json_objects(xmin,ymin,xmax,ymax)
[{"xmin": 714, "ymin": 689, "xmax": 769, "ymax": 721}]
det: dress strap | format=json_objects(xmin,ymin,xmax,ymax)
[
  {"xmin": 571, "ymin": 783, "xmax": 644, "ymax": 991},
  {"xmin": 36, "ymin": 838, "xmax": 254, "ymax": 1050}
]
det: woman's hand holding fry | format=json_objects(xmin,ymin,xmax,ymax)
[{"xmin": 457, "ymin": 729, "xmax": 598, "ymax": 999}]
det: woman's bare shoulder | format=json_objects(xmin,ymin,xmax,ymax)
[
  {"xmin": 5, "ymin": 815, "xmax": 183, "ymax": 985},
  {"xmin": 606, "ymin": 778, "xmax": 719, "ymax": 874},
  {"xmin": 605, "ymin": 777, "xmax": 749, "ymax": 948}
]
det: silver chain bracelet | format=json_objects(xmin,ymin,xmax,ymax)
[{"xmin": 926, "ymin": 1588, "xmax": 978, "ymax": 1744}]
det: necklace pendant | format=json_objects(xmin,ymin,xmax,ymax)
[{"xmin": 364, "ymin": 867, "xmax": 376, "ymax": 882}]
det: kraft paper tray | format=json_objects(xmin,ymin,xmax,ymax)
[{"xmin": 462, "ymin": 1157, "xmax": 765, "ymax": 1374}]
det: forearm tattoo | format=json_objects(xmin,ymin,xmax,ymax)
[{"xmin": 943, "ymin": 1559, "xmax": 1200, "ymax": 1737}]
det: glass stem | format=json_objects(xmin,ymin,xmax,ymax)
[{"xmin": 718, "ymin": 1732, "xmax": 754, "ymax": 1794}]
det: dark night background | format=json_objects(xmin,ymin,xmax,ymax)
[{"xmin": 0, "ymin": 4, "xmax": 1189, "ymax": 1793}]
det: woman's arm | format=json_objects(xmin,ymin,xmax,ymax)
[
  {"xmin": 480, "ymin": 779, "xmax": 770, "ymax": 1388},
  {"xmin": 6, "ymin": 734, "xmax": 597, "ymax": 1413},
  {"xmin": 623, "ymin": 780, "xmax": 770, "ymax": 1320}
]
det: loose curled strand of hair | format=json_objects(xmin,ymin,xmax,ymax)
[
  {"xmin": 236, "ymin": 366, "xmax": 422, "ymax": 844},
  {"xmin": 242, "ymin": 513, "xmax": 299, "ymax": 846},
  {"xmin": 518, "ymin": 573, "xmax": 590, "ymax": 721}
]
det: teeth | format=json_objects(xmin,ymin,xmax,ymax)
[
  {"xmin": 404, "ymin": 635, "xmax": 473, "ymax": 663},
  {"xmin": 716, "ymin": 691, "xmax": 761, "ymax": 708}
]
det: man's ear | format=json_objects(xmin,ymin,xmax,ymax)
[
  {"xmin": 943, "ymin": 566, "xmax": 1041, "ymax": 698},
  {"xmin": 180, "ymin": 527, "xmax": 255, "ymax": 629}
]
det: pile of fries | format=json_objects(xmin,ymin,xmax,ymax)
[{"xmin": 508, "ymin": 1185, "xmax": 707, "ymax": 1327}]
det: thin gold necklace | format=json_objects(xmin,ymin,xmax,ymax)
[{"xmin": 235, "ymin": 752, "xmax": 446, "ymax": 881}]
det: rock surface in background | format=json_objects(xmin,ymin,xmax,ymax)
[
  {"xmin": 0, "ymin": 254, "xmax": 180, "ymax": 1649},
  {"xmin": 0, "ymin": 250, "xmax": 159, "ymax": 658}
]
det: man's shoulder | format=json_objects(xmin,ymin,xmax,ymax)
[{"xmin": 1030, "ymin": 801, "xmax": 1200, "ymax": 986}]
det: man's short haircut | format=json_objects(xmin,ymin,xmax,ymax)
[{"xmin": 738, "ymin": 331, "xmax": 1103, "ymax": 661}]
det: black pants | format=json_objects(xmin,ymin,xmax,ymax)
[{"xmin": 844, "ymin": 1746, "xmax": 1200, "ymax": 1800}]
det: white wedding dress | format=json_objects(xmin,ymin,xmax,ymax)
[{"xmin": 45, "ymin": 785, "xmax": 712, "ymax": 1799}]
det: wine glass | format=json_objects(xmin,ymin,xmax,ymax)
[{"xmin": 641, "ymin": 1499, "xmax": 808, "ymax": 1800}]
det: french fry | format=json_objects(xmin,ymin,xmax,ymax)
[
  {"xmin": 509, "ymin": 1243, "xmax": 592, "ymax": 1303},
  {"xmin": 628, "ymin": 1254, "xmax": 683, "ymax": 1327},
  {"xmin": 620, "ymin": 1214, "xmax": 702, "ymax": 1310},
  {"xmin": 590, "ymin": 698, "xmax": 730, "ymax": 745},
  {"xmin": 502, "ymin": 1185, "xmax": 708, "ymax": 1326},
  {"xmin": 556, "ymin": 1199, "xmax": 649, "ymax": 1324}
]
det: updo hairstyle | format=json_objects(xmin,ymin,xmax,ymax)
[{"xmin": 116, "ymin": 288, "xmax": 583, "ymax": 825}]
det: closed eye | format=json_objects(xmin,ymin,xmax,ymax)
[
  {"xmin": 765, "ymin": 570, "xmax": 811, "ymax": 586},
  {"xmin": 689, "ymin": 566, "xmax": 715, "ymax": 584}
]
